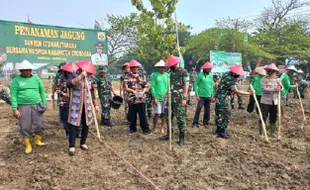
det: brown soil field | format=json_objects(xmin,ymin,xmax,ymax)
[{"xmin": 0, "ymin": 80, "xmax": 310, "ymax": 190}]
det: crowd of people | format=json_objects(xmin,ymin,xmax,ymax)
[{"xmin": 0, "ymin": 55, "xmax": 308, "ymax": 156}]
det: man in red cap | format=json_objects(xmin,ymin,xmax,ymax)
[
  {"xmin": 120, "ymin": 62, "xmax": 131, "ymax": 124},
  {"xmin": 192, "ymin": 62, "xmax": 214, "ymax": 128},
  {"xmin": 124, "ymin": 59, "xmax": 151, "ymax": 136},
  {"xmin": 160, "ymin": 55, "xmax": 189, "ymax": 146},
  {"xmin": 215, "ymin": 64, "xmax": 254, "ymax": 139}
]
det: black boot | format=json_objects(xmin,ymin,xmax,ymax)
[
  {"xmin": 100, "ymin": 116, "xmax": 105, "ymax": 125},
  {"xmin": 106, "ymin": 119, "xmax": 114, "ymax": 127},
  {"xmin": 178, "ymin": 131, "xmax": 184, "ymax": 146},
  {"xmin": 216, "ymin": 127, "xmax": 229, "ymax": 139}
]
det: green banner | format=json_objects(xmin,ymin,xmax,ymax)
[
  {"xmin": 210, "ymin": 51, "xmax": 242, "ymax": 73},
  {"xmin": 0, "ymin": 20, "xmax": 108, "ymax": 65}
]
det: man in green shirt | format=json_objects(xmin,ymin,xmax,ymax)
[
  {"xmin": 10, "ymin": 60, "xmax": 47, "ymax": 154},
  {"xmin": 246, "ymin": 67, "xmax": 266, "ymax": 114},
  {"xmin": 281, "ymin": 65, "xmax": 298, "ymax": 119},
  {"xmin": 192, "ymin": 62, "xmax": 214, "ymax": 128},
  {"xmin": 151, "ymin": 60, "xmax": 169, "ymax": 134}
]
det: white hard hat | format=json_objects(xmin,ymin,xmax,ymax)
[
  {"xmin": 16, "ymin": 60, "xmax": 36, "ymax": 70},
  {"xmin": 297, "ymin": 69, "xmax": 304, "ymax": 74},
  {"xmin": 286, "ymin": 65, "xmax": 298, "ymax": 72},
  {"xmin": 154, "ymin": 60, "xmax": 166, "ymax": 67}
]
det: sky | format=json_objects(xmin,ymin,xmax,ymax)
[{"xmin": 1, "ymin": 0, "xmax": 274, "ymax": 33}]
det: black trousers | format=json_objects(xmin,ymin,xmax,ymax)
[
  {"xmin": 192, "ymin": 97, "xmax": 211, "ymax": 125},
  {"xmin": 247, "ymin": 95, "xmax": 261, "ymax": 114},
  {"xmin": 68, "ymin": 106, "xmax": 89, "ymax": 147},
  {"xmin": 59, "ymin": 105, "xmax": 69, "ymax": 136},
  {"xmin": 260, "ymin": 103, "xmax": 277, "ymax": 125},
  {"xmin": 129, "ymin": 103, "xmax": 150, "ymax": 133}
]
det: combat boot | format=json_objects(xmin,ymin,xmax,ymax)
[
  {"xmin": 23, "ymin": 138, "xmax": 32, "ymax": 154},
  {"xmin": 216, "ymin": 128, "xmax": 229, "ymax": 139},
  {"xmin": 270, "ymin": 124, "xmax": 276, "ymax": 137},
  {"xmin": 105, "ymin": 119, "xmax": 114, "ymax": 127},
  {"xmin": 100, "ymin": 116, "xmax": 105, "ymax": 125},
  {"xmin": 178, "ymin": 131, "xmax": 185, "ymax": 146},
  {"xmin": 34, "ymin": 135, "xmax": 46, "ymax": 146}
]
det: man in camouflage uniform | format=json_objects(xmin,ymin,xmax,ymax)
[
  {"xmin": 120, "ymin": 62, "xmax": 131, "ymax": 124},
  {"xmin": 230, "ymin": 79, "xmax": 245, "ymax": 110},
  {"xmin": 160, "ymin": 55, "xmax": 189, "ymax": 146},
  {"xmin": 52, "ymin": 62, "xmax": 66, "ymax": 126},
  {"xmin": 0, "ymin": 83, "xmax": 10, "ymax": 105},
  {"xmin": 96, "ymin": 66, "xmax": 116, "ymax": 127},
  {"xmin": 215, "ymin": 65, "xmax": 253, "ymax": 139},
  {"xmin": 293, "ymin": 75, "xmax": 308, "ymax": 99}
]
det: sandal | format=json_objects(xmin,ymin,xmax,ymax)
[
  {"xmin": 69, "ymin": 147, "xmax": 75, "ymax": 156},
  {"xmin": 80, "ymin": 144, "xmax": 89, "ymax": 151}
]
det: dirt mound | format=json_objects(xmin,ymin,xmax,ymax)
[{"xmin": 0, "ymin": 94, "xmax": 310, "ymax": 190}]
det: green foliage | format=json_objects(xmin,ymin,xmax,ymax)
[
  {"xmin": 130, "ymin": 0, "xmax": 180, "ymax": 64},
  {"xmin": 105, "ymin": 14, "xmax": 139, "ymax": 62},
  {"xmin": 253, "ymin": 21, "xmax": 310, "ymax": 64}
]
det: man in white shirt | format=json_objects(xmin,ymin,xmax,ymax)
[{"xmin": 91, "ymin": 42, "xmax": 108, "ymax": 66}]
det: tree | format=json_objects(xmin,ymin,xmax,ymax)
[
  {"xmin": 106, "ymin": 14, "xmax": 139, "ymax": 62},
  {"xmin": 177, "ymin": 22, "xmax": 192, "ymax": 46},
  {"xmin": 258, "ymin": 0, "xmax": 310, "ymax": 29},
  {"xmin": 130, "ymin": 0, "xmax": 180, "ymax": 64},
  {"xmin": 108, "ymin": 52, "xmax": 138, "ymax": 74},
  {"xmin": 253, "ymin": 21, "xmax": 310, "ymax": 64},
  {"xmin": 252, "ymin": 0, "xmax": 310, "ymax": 64}
]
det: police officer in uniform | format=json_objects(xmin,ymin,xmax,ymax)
[{"xmin": 91, "ymin": 42, "xmax": 108, "ymax": 66}]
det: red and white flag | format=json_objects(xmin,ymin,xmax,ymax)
[
  {"xmin": 27, "ymin": 15, "xmax": 32, "ymax": 24},
  {"xmin": 94, "ymin": 20, "xmax": 102, "ymax": 30}
]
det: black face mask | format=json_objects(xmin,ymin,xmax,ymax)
[
  {"xmin": 203, "ymin": 70, "xmax": 210, "ymax": 75},
  {"xmin": 267, "ymin": 70, "xmax": 274, "ymax": 75},
  {"xmin": 170, "ymin": 66, "xmax": 176, "ymax": 71},
  {"xmin": 233, "ymin": 74, "xmax": 240, "ymax": 78}
]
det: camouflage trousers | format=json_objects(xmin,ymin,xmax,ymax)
[
  {"xmin": 215, "ymin": 100, "xmax": 231, "ymax": 129},
  {"xmin": 187, "ymin": 84, "xmax": 193, "ymax": 105},
  {"xmin": 100, "ymin": 97, "xmax": 111, "ymax": 121},
  {"xmin": 146, "ymin": 93, "xmax": 152, "ymax": 118},
  {"xmin": 165, "ymin": 100, "xmax": 186, "ymax": 132},
  {"xmin": 0, "ymin": 89, "xmax": 10, "ymax": 105}
]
